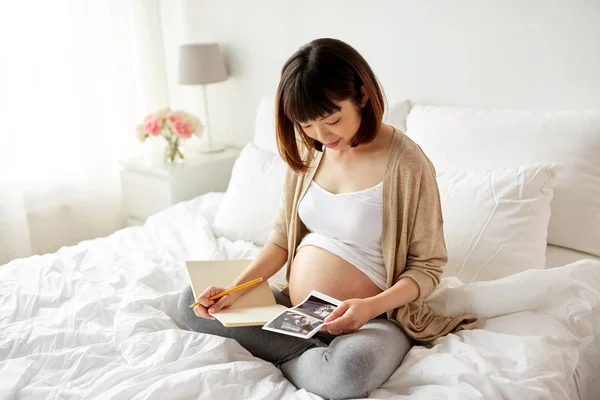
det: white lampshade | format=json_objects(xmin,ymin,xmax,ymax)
[{"xmin": 178, "ymin": 43, "xmax": 228, "ymax": 85}]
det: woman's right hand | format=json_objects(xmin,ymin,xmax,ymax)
[{"xmin": 193, "ymin": 286, "xmax": 241, "ymax": 319}]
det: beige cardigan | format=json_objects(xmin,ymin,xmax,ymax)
[{"xmin": 268, "ymin": 130, "xmax": 478, "ymax": 341}]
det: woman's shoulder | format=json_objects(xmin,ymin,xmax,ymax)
[{"xmin": 389, "ymin": 129, "xmax": 437, "ymax": 177}]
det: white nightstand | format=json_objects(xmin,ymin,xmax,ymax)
[{"xmin": 119, "ymin": 147, "xmax": 240, "ymax": 226}]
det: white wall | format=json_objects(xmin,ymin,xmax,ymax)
[{"xmin": 161, "ymin": 0, "xmax": 600, "ymax": 147}]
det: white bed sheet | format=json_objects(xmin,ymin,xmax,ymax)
[
  {"xmin": 1, "ymin": 193, "xmax": 600, "ymax": 400},
  {"xmin": 546, "ymin": 244, "xmax": 600, "ymax": 400}
]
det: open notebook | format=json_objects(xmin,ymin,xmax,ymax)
[{"xmin": 185, "ymin": 260, "xmax": 288, "ymax": 327}]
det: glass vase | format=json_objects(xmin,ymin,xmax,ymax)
[{"xmin": 164, "ymin": 138, "xmax": 184, "ymax": 165}]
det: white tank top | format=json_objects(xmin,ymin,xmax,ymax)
[{"xmin": 297, "ymin": 179, "xmax": 386, "ymax": 290}]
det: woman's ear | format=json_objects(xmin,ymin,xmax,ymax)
[{"xmin": 360, "ymin": 85, "xmax": 369, "ymax": 108}]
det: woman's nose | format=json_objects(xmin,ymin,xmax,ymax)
[{"xmin": 314, "ymin": 126, "xmax": 330, "ymax": 143}]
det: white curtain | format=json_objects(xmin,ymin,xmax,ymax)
[{"xmin": 0, "ymin": 1, "xmax": 170, "ymax": 264}]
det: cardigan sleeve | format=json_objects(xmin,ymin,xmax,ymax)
[
  {"xmin": 267, "ymin": 167, "xmax": 296, "ymax": 250},
  {"xmin": 399, "ymin": 160, "xmax": 447, "ymax": 301},
  {"xmin": 268, "ymin": 145, "xmax": 315, "ymax": 251},
  {"xmin": 268, "ymin": 196, "xmax": 288, "ymax": 250}
]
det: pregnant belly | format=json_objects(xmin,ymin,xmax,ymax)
[{"xmin": 288, "ymin": 245, "xmax": 383, "ymax": 306}]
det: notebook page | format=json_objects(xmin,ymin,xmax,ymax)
[{"xmin": 185, "ymin": 260, "xmax": 276, "ymax": 309}]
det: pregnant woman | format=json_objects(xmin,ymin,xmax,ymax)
[{"xmin": 179, "ymin": 38, "xmax": 477, "ymax": 399}]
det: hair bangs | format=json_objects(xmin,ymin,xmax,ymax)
[{"xmin": 282, "ymin": 72, "xmax": 341, "ymax": 124}]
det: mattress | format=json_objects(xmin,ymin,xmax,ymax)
[
  {"xmin": 546, "ymin": 244, "xmax": 600, "ymax": 269},
  {"xmin": 1, "ymin": 193, "xmax": 599, "ymax": 399}
]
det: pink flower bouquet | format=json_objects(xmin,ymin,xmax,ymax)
[{"xmin": 136, "ymin": 108, "xmax": 203, "ymax": 163}]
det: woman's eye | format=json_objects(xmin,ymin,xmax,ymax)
[
  {"xmin": 326, "ymin": 118, "xmax": 341, "ymax": 125},
  {"xmin": 301, "ymin": 125, "xmax": 312, "ymax": 129}
]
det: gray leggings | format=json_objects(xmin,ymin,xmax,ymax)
[{"xmin": 178, "ymin": 286, "xmax": 412, "ymax": 399}]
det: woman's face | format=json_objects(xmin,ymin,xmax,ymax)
[{"xmin": 298, "ymin": 98, "xmax": 363, "ymax": 151}]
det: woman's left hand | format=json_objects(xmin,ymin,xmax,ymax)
[{"xmin": 320, "ymin": 298, "xmax": 377, "ymax": 335}]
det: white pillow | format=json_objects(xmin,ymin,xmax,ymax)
[
  {"xmin": 252, "ymin": 94, "xmax": 278, "ymax": 155},
  {"xmin": 384, "ymin": 99, "xmax": 411, "ymax": 132},
  {"xmin": 406, "ymin": 105, "xmax": 600, "ymax": 256},
  {"xmin": 438, "ymin": 164, "xmax": 560, "ymax": 283},
  {"xmin": 212, "ymin": 143, "xmax": 287, "ymax": 246}
]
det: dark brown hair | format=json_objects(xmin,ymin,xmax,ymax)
[{"xmin": 275, "ymin": 38, "xmax": 385, "ymax": 173}]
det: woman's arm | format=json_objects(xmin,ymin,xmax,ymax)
[
  {"xmin": 369, "ymin": 160, "xmax": 446, "ymax": 313},
  {"xmin": 397, "ymin": 159, "xmax": 446, "ymax": 302},
  {"xmin": 365, "ymin": 277, "xmax": 419, "ymax": 316}
]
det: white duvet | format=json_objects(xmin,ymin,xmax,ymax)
[{"xmin": 1, "ymin": 193, "xmax": 599, "ymax": 400}]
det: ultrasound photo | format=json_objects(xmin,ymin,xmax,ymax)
[
  {"xmin": 262, "ymin": 290, "xmax": 342, "ymax": 339},
  {"xmin": 263, "ymin": 309, "xmax": 323, "ymax": 338},
  {"xmin": 295, "ymin": 295, "xmax": 337, "ymax": 320}
]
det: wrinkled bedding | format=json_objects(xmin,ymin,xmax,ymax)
[{"xmin": 1, "ymin": 193, "xmax": 599, "ymax": 400}]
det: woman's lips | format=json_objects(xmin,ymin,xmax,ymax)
[{"xmin": 325, "ymin": 138, "xmax": 341, "ymax": 149}]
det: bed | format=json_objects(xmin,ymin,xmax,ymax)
[{"xmin": 2, "ymin": 97, "xmax": 600, "ymax": 400}]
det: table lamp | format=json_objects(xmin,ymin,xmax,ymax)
[{"xmin": 178, "ymin": 43, "xmax": 228, "ymax": 153}]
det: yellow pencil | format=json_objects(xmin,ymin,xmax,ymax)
[{"xmin": 188, "ymin": 277, "xmax": 263, "ymax": 308}]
